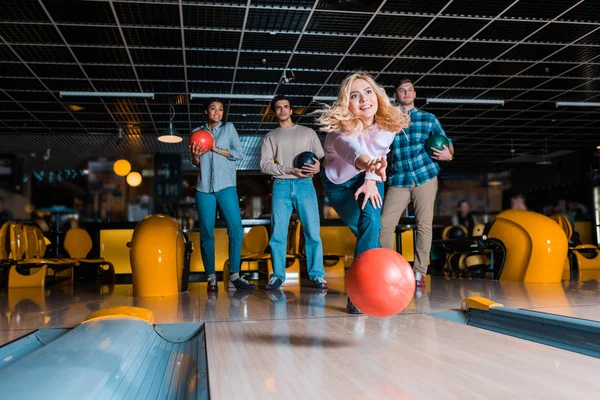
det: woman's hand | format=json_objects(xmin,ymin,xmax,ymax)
[
  {"xmin": 189, "ymin": 142, "xmax": 209, "ymax": 159},
  {"xmin": 354, "ymin": 179, "xmax": 382, "ymax": 210},
  {"xmin": 365, "ymin": 156, "xmax": 387, "ymax": 181}
]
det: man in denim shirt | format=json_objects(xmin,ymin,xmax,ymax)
[
  {"xmin": 260, "ymin": 95, "xmax": 327, "ymax": 291},
  {"xmin": 380, "ymin": 79, "xmax": 454, "ymax": 288}
]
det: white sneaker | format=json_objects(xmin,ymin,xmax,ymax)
[{"xmin": 415, "ymin": 272, "xmax": 425, "ymax": 288}]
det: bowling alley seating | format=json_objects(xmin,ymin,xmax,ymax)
[
  {"xmin": 440, "ymin": 224, "xmax": 491, "ymax": 278},
  {"xmin": 3, "ymin": 222, "xmax": 76, "ymax": 288},
  {"xmin": 549, "ymin": 213, "xmax": 600, "ymax": 281},
  {"xmin": 435, "ymin": 224, "xmax": 506, "ymax": 280},
  {"xmin": 294, "ymin": 220, "xmax": 352, "ymax": 279},
  {"xmin": 438, "ymin": 210, "xmax": 570, "ymax": 283},
  {"xmin": 0, "ymin": 221, "xmax": 13, "ymax": 285},
  {"xmin": 128, "ymin": 215, "xmax": 191, "ymax": 297},
  {"xmin": 225, "ymin": 225, "xmax": 268, "ymax": 275},
  {"xmin": 63, "ymin": 227, "xmax": 116, "ymax": 285},
  {"xmin": 223, "ymin": 225, "xmax": 299, "ymax": 281}
]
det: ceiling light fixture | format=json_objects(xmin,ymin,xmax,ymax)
[
  {"xmin": 59, "ymin": 91, "xmax": 155, "ymax": 99},
  {"xmin": 158, "ymin": 105, "xmax": 183, "ymax": 143},
  {"xmin": 556, "ymin": 101, "xmax": 600, "ymax": 108},
  {"xmin": 67, "ymin": 104, "xmax": 85, "ymax": 111},
  {"xmin": 426, "ymin": 98, "xmax": 505, "ymax": 106},
  {"xmin": 536, "ymin": 139, "xmax": 553, "ymax": 165}
]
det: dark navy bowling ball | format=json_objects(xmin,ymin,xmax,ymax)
[
  {"xmin": 294, "ymin": 151, "xmax": 318, "ymax": 169},
  {"xmin": 448, "ymin": 226, "xmax": 466, "ymax": 239},
  {"xmin": 424, "ymin": 135, "xmax": 450, "ymax": 157}
]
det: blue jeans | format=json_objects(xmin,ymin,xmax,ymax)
[
  {"xmin": 196, "ymin": 186, "xmax": 243, "ymax": 275},
  {"xmin": 270, "ymin": 178, "xmax": 324, "ymax": 282},
  {"xmin": 321, "ymin": 171, "xmax": 384, "ymax": 258}
]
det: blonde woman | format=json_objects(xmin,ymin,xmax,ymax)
[{"xmin": 316, "ymin": 72, "xmax": 409, "ymax": 314}]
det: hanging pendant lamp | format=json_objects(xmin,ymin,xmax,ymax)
[{"xmin": 158, "ymin": 105, "xmax": 183, "ymax": 143}]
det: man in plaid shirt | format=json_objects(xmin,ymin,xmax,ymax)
[{"xmin": 380, "ymin": 78, "xmax": 454, "ymax": 288}]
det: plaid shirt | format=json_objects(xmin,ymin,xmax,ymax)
[{"xmin": 387, "ymin": 107, "xmax": 452, "ymax": 188}]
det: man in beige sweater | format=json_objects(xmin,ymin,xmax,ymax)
[{"xmin": 260, "ymin": 95, "xmax": 327, "ymax": 290}]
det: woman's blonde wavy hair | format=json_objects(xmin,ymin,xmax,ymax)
[{"xmin": 315, "ymin": 72, "xmax": 409, "ymax": 135}]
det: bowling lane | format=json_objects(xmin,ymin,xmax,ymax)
[
  {"xmin": 525, "ymin": 305, "xmax": 600, "ymax": 322},
  {"xmin": 205, "ymin": 314, "xmax": 600, "ymax": 400},
  {"xmin": 2, "ymin": 277, "xmax": 600, "ymax": 343}
]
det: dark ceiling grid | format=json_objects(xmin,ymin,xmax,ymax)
[
  {"xmin": 447, "ymin": 22, "xmax": 600, "ymax": 153},
  {"xmin": 38, "ymin": 0, "xmax": 125, "ymax": 137},
  {"xmin": 177, "ymin": 0, "xmax": 192, "ymax": 134},
  {"xmin": 295, "ymin": 0, "xmax": 391, "ymax": 126},
  {"xmin": 0, "ymin": 33, "xmax": 90, "ymax": 136},
  {"xmin": 225, "ymin": 0, "xmax": 251, "ymax": 122},
  {"xmin": 0, "ymin": 1, "xmax": 600, "ymax": 170},
  {"xmin": 433, "ymin": 3, "xmax": 598, "ymax": 152},
  {"xmin": 0, "ymin": 119, "xmax": 18, "ymax": 134},
  {"xmin": 0, "ymin": 88, "xmax": 55, "ymax": 134},
  {"xmin": 470, "ymin": 27, "xmax": 600, "ymax": 102},
  {"xmin": 372, "ymin": 0, "xmax": 457, "ymax": 83},
  {"xmin": 410, "ymin": 1, "xmax": 519, "ymax": 89},
  {"xmin": 435, "ymin": 1, "xmax": 588, "ymax": 102},
  {"xmin": 253, "ymin": 0, "xmax": 318, "ymax": 134},
  {"xmin": 107, "ymin": 0, "xmax": 159, "ymax": 135}
]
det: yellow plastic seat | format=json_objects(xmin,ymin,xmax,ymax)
[
  {"xmin": 8, "ymin": 223, "xmax": 49, "ymax": 288},
  {"xmin": 224, "ymin": 225, "xmax": 298, "ymax": 279},
  {"xmin": 488, "ymin": 210, "xmax": 568, "ymax": 283},
  {"xmin": 0, "ymin": 221, "xmax": 11, "ymax": 262},
  {"xmin": 128, "ymin": 215, "xmax": 188, "ymax": 297},
  {"xmin": 472, "ymin": 223, "xmax": 486, "ymax": 237},
  {"xmin": 297, "ymin": 222, "xmax": 349, "ymax": 279},
  {"xmin": 64, "ymin": 228, "xmax": 115, "ymax": 284},
  {"xmin": 549, "ymin": 213, "xmax": 600, "ymax": 281}
]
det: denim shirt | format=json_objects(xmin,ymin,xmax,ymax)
[{"xmin": 194, "ymin": 121, "xmax": 244, "ymax": 193}]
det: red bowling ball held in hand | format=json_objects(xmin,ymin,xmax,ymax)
[
  {"xmin": 189, "ymin": 129, "xmax": 214, "ymax": 154},
  {"xmin": 346, "ymin": 248, "xmax": 416, "ymax": 318}
]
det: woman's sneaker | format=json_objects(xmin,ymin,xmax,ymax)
[
  {"xmin": 312, "ymin": 277, "xmax": 328, "ymax": 289},
  {"xmin": 207, "ymin": 275, "xmax": 218, "ymax": 292},
  {"xmin": 228, "ymin": 274, "xmax": 256, "ymax": 290},
  {"xmin": 347, "ymin": 298, "xmax": 362, "ymax": 314},
  {"xmin": 264, "ymin": 276, "xmax": 283, "ymax": 290}
]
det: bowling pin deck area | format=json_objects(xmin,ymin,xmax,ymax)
[{"xmin": 2, "ymin": 277, "xmax": 600, "ymax": 399}]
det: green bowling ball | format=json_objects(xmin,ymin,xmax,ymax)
[{"xmin": 424, "ymin": 134, "xmax": 449, "ymax": 157}]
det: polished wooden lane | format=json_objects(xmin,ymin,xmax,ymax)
[
  {"xmin": 1, "ymin": 277, "xmax": 600, "ymax": 399},
  {"xmin": 205, "ymin": 315, "xmax": 600, "ymax": 400},
  {"xmin": 2, "ymin": 278, "xmax": 597, "ymax": 333}
]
